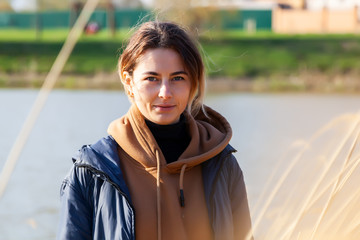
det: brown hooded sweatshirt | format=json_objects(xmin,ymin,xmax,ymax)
[{"xmin": 107, "ymin": 104, "xmax": 232, "ymax": 240}]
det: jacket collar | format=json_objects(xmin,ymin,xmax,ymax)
[{"xmin": 72, "ymin": 136, "xmax": 131, "ymax": 199}]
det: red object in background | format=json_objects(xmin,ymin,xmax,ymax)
[{"xmin": 85, "ymin": 22, "xmax": 100, "ymax": 34}]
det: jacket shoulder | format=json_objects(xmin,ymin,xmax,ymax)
[
  {"xmin": 68, "ymin": 135, "xmax": 132, "ymax": 202},
  {"xmin": 202, "ymin": 144, "xmax": 237, "ymax": 175},
  {"xmin": 58, "ymin": 136, "xmax": 135, "ymax": 240},
  {"xmin": 202, "ymin": 144, "xmax": 238, "ymax": 203},
  {"xmin": 71, "ymin": 136, "xmax": 118, "ymax": 164},
  {"xmin": 61, "ymin": 158, "xmax": 96, "ymax": 203},
  {"xmin": 61, "ymin": 136, "xmax": 117, "ymax": 199}
]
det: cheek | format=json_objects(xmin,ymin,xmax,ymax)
[
  {"xmin": 183, "ymin": 84, "xmax": 192, "ymax": 102},
  {"xmin": 188, "ymin": 82, "xmax": 198, "ymax": 103},
  {"xmin": 175, "ymin": 87, "xmax": 191, "ymax": 109},
  {"xmin": 133, "ymin": 83, "xmax": 156, "ymax": 102}
]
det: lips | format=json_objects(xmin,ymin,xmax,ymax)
[{"xmin": 153, "ymin": 104, "xmax": 176, "ymax": 111}]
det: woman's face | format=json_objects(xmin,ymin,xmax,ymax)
[{"xmin": 125, "ymin": 48, "xmax": 192, "ymax": 125}]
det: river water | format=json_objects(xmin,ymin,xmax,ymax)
[{"xmin": 0, "ymin": 89, "xmax": 359, "ymax": 239}]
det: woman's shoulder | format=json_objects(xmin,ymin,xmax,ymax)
[
  {"xmin": 203, "ymin": 144, "xmax": 237, "ymax": 168},
  {"xmin": 63, "ymin": 136, "xmax": 119, "ymax": 186},
  {"xmin": 72, "ymin": 136, "xmax": 118, "ymax": 164},
  {"xmin": 202, "ymin": 144, "xmax": 241, "ymax": 185},
  {"xmin": 64, "ymin": 135, "xmax": 131, "ymax": 198}
]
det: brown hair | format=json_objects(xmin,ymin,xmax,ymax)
[{"xmin": 118, "ymin": 21, "xmax": 205, "ymax": 117}]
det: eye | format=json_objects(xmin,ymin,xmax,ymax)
[
  {"xmin": 145, "ymin": 76, "xmax": 158, "ymax": 82},
  {"xmin": 173, "ymin": 76, "xmax": 185, "ymax": 81}
]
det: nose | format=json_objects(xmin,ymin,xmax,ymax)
[{"xmin": 158, "ymin": 80, "xmax": 172, "ymax": 99}]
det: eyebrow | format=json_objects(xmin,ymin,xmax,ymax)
[
  {"xmin": 170, "ymin": 71, "xmax": 188, "ymax": 76},
  {"xmin": 143, "ymin": 71, "xmax": 160, "ymax": 76},
  {"xmin": 142, "ymin": 71, "xmax": 188, "ymax": 76}
]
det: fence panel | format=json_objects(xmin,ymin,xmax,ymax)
[
  {"xmin": 41, "ymin": 11, "xmax": 70, "ymax": 28},
  {"xmin": 0, "ymin": 9, "xmax": 272, "ymax": 31}
]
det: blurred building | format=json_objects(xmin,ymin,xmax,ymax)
[
  {"xmin": 254, "ymin": 0, "xmax": 305, "ymax": 9},
  {"xmin": 187, "ymin": 0, "xmax": 360, "ymax": 33},
  {"xmin": 2, "ymin": 0, "xmax": 360, "ymax": 34},
  {"xmin": 189, "ymin": 0, "xmax": 276, "ymax": 9},
  {"xmin": 10, "ymin": 0, "xmax": 37, "ymax": 12},
  {"xmin": 306, "ymin": 0, "xmax": 360, "ymax": 10},
  {"xmin": 254, "ymin": 0, "xmax": 360, "ymax": 9},
  {"xmin": 270, "ymin": 0, "xmax": 360, "ymax": 33},
  {"xmin": 0, "ymin": 1, "xmax": 13, "ymax": 11}
]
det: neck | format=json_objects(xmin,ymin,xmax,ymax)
[{"xmin": 146, "ymin": 114, "xmax": 190, "ymax": 164}]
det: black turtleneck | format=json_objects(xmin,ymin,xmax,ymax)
[{"xmin": 145, "ymin": 115, "xmax": 191, "ymax": 164}]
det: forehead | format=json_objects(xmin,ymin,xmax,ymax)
[{"xmin": 134, "ymin": 48, "xmax": 185, "ymax": 73}]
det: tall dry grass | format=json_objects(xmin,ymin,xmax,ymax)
[{"xmin": 248, "ymin": 112, "xmax": 360, "ymax": 240}]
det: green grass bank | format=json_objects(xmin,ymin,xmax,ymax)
[{"xmin": 1, "ymin": 29, "xmax": 360, "ymax": 92}]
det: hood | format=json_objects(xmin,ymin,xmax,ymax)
[
  {"xmin": 107, "ymin": 104, "xmax": 232, "ymax": 174},
  {"xmin": 71, "ymin": 136, "xmax": 132, "ymax": 201}
]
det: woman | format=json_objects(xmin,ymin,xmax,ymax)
[{"xmin": 57, "ymin": 21, "xmax": 253, "ymax": 240}]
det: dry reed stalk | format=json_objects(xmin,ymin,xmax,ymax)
[
  {"xmin": 0, "ymin": 0, "xmax": 100, "ymax": 199},
  {"xmin": 321, "ymin": 176, "xmax": 360, "ymax": 237},
  {"xmin": 247, "ymin": 114, "xmax": 359, "ymax": 240},
  {"xmin": 278, "ymin": 114, "xmax": 360, "ymax": 240},
  {"xmin": 334, "ymin": 153, "xmax": 360, "ymax": 194},
  {"xmin": 303, "ymin": 153, "xmax": 360, "ymax": 215},
  {"xmin": 309, "ymin": 122, "xmax": 360, "ymax": 239}
]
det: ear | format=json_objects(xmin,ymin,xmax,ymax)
[{"xmin": 122, "ymin": 71, "xmax": 134, "ymax": 97}]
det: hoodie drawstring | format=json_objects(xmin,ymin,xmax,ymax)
[
  {"xmin": 155, "ymin": 150, "xmax": 161, "ymax": 240},
  {"xmin": 179, "ymin": 164, "xmax": 187, "ymax": 207},
  {"xmin": 155, "ymin": 150, "xmax": 188, "ymax": 239}
]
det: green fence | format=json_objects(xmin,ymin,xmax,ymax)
[
  {"xmin": 222, "ymin": 10, "xmax": 272, "ymax": 30},
  {"xmin": 86, "ymin": 9, "xmax": 151, "ymax": 28},
  {"xmin": 0, "ymin": 9, "xmax": 272, "ymax": 30}
]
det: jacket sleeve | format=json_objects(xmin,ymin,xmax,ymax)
[
  {"xmin": 227, "ymin": 155, "xmax": 254, "ymax": 240},
  {"xmin": 57, "ymin": 166, "xmax": 94, "ymax": 240}
]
